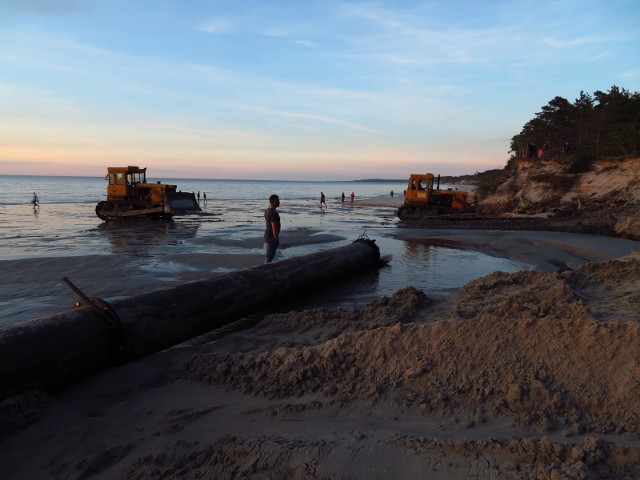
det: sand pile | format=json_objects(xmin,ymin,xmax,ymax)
[
  {"xmin": 181, "ymin": 270, "xmax": 640, "ymax": 436},
  {"xmin": 171, "ymin": 259, "xmax": 640, "ymax": 478},
  {"xmin": 2, "ymin": 258, "xmax": 640, "ymax": 479}
]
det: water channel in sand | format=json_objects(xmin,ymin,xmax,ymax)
[{"xmin": 0, "ymin": 199, "xmax": 529, "ymax": 325}]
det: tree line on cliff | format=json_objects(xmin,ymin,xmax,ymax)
[
  {"xmin": 509, "ymin": 85, "xmax": 640, "ymax": 164},
  {"xmin": 471, "ymin": 85, "xmax": 640, "ymax": 198}
]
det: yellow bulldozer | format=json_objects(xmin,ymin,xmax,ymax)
[
  {"xmin": 397, "ymin": 173, "xmax": 473, "ymax": 220},
  {"xmin": 95, "ymin": 166, "xmax": 201, "ymax": 220}
]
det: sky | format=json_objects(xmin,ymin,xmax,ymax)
[{"xmin": 1, "ymin": 0, "xmax": 639, "ymax": 180}]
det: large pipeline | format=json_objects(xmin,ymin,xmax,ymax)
[{"xmin": 0, "ymin": 238, "xmax": 380, "ymax": 400}]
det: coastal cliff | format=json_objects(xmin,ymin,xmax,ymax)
[{"xmin": 480, "ymin": 157, "xmax": 640, "ymax": 239}]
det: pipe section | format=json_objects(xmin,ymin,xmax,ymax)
[{"xmin": 0, "ymin": 239, "xmax": 380, "ymax": 400}]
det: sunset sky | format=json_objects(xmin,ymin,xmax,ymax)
[{"xmin": 1, "ymin": 0, "xmax": 639, "ymax": 180}]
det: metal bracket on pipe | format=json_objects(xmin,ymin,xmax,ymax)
[
  {"xmin": 62, "ymin": 277, "xmax": 128, "ymax": 361},
  {"xmin": 354, "ymin": 231, "xmax": 381, "ymax": 260}
]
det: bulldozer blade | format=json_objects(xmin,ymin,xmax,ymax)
[{"xmin": 166, "ymin": 191, "xmax": 201, "ymax": 213}]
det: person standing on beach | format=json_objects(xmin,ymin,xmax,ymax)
[
  {"xmin": 341, "ymin": 192, "xmax": 345, "ymax": 202},
  {"xmin": 350, "ymin": 192, "xmax": 355, "ymax": 203},
  {"xmin": 320, "ymin": 192, "xmax": 326, "ymax": 208},
  {"xmin": 264, "ymin": 194, "xmax": 281, "ymax": 263},
  {"xmin": 203, "ymin": 192, "xmax": 207, "ymax": 203},
  {"xmin": 31, "ymin": 192, "xmax": 39, "ymax": 208},
  {"xmin": 197, "ymin": 191, "xmax": 200, "ymax": 203}
]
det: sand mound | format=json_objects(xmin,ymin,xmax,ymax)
[
  {"xmin": 171, "ymin": 261, "xmax": 640, "ymax": 478},
  {"xmin": 182, "ymin": 276, "xmax": 640, "ymax": 434}
]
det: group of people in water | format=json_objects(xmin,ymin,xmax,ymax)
[
  {"xmin": 196, "ymin": 191, "xmax": 207, "ymax": 203},
  {"xmin": 320, "ymin": 191, "xmax": 356, "ymax": 207}
]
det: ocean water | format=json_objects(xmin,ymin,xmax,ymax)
[
  {"xmin": 0, "ymin": 175, "xmax": 408, "ymax": 259},
  {"xmin": 0, "ymin": 174, "xmax": 528, "ymax": 324}
]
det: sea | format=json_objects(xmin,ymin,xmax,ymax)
[{"xmin": 0, "ymin": 174, "xmax": 528, "ymax": 325}]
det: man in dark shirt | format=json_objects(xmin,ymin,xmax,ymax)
[{"xmin": 264, "ymin": 194, "xmax": 281, "ymax": 263}]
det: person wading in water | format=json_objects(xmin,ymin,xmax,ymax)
[{"xmin": 264, "ymin": 194, "xmax": 281, "ymax": 263}]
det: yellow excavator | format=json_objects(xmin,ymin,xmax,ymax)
[
  {"xmin": 95, "ymin": 166, "xmax": 201, "ymax": 220},
  {"xmin": 397, "ymin": 173, "xmax": 472, "ymax": 220}
]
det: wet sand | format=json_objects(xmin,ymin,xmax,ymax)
[
  {"xmin": 389, "ymin": 228, "xmax": 640, "ymax": 272},
  {"xmin": 0, "ymin": 228, "xmax": 347, "ymax": 325}
]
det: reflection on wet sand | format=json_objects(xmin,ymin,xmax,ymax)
[
  {"xmin": 401, "ymin": 240, "xmax": 455, "ymax": 277},
  {"xmin": 402, "ymin": 239, "xmax": 432, "ymax": 263},
  {"xmin": 97, "ymin": 220, "xmax": 200, "ymax": 256}
]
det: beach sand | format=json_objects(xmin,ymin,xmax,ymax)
[{"xmin": 1, "ymin": 228, "xmax": 640, "ymax": 479}]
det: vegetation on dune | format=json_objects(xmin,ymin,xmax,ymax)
[
  {"xmin": 472, "ymin": 169, "xmax": 505, "ymax": 198},
  {"xmin": 509, "ymin": 85, "xmax": 640, "ymax": 165},
  {"xmin": 462, "ymin": 85, "xmax": 640, "ymax": 198}
]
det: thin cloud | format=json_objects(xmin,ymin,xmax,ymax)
[
  {"xmin": 339, "ymin": 3, "xmax": 401, "ymax": 30},
  {"xmin": 360, "ymin": 53, "xmax": 420, "ymax": 65},
  {"xmin": 279, "ymin": 111, "xmax": 379, "ymax": 134},
  {"xmin": 293, "ymin": 39, "xmax": 317, "ymax": 48},
  {"xmin": 0, "ymin": 0, "xmax": 84, "ymax": 17},
  {"xmin": 334, "ymin": 7, "xmax": 525, "ymax": 68},
  {"xmin": 539, "ymin": 36, "xmax": 600, "ymax": 48},
  {"xmin": 0, "ymin": 83, "xmax": 85, "ymax": 115},
  {"xmin": 335, "ymin": 2, "xmax": 628, "ymax": 71},
  {"xmin": 231, "ymin": 103, "xmax": 379, "ymax": 135},
  {"xmin": 83, "ymin": 138, "xmax": 106, "ymax": 147},
  {"xmin": 262, "ymin": 28, "xmax": 289, "ymax": 38},
  {"xmin": 199, "ymin": 18, "xmax": 234, "ymax": 33}
]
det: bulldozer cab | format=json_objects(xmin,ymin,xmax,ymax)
[
  {"xmin": 105, "ymin": 166, "xmax": 176, "ymax": 206},
  {"xmin": 405, "ymin": 173, "xmax": 435, "ymax": 203},
  {"xmin": 106, "ymin": 166, "xmax": 148, "ymax": 200}
]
